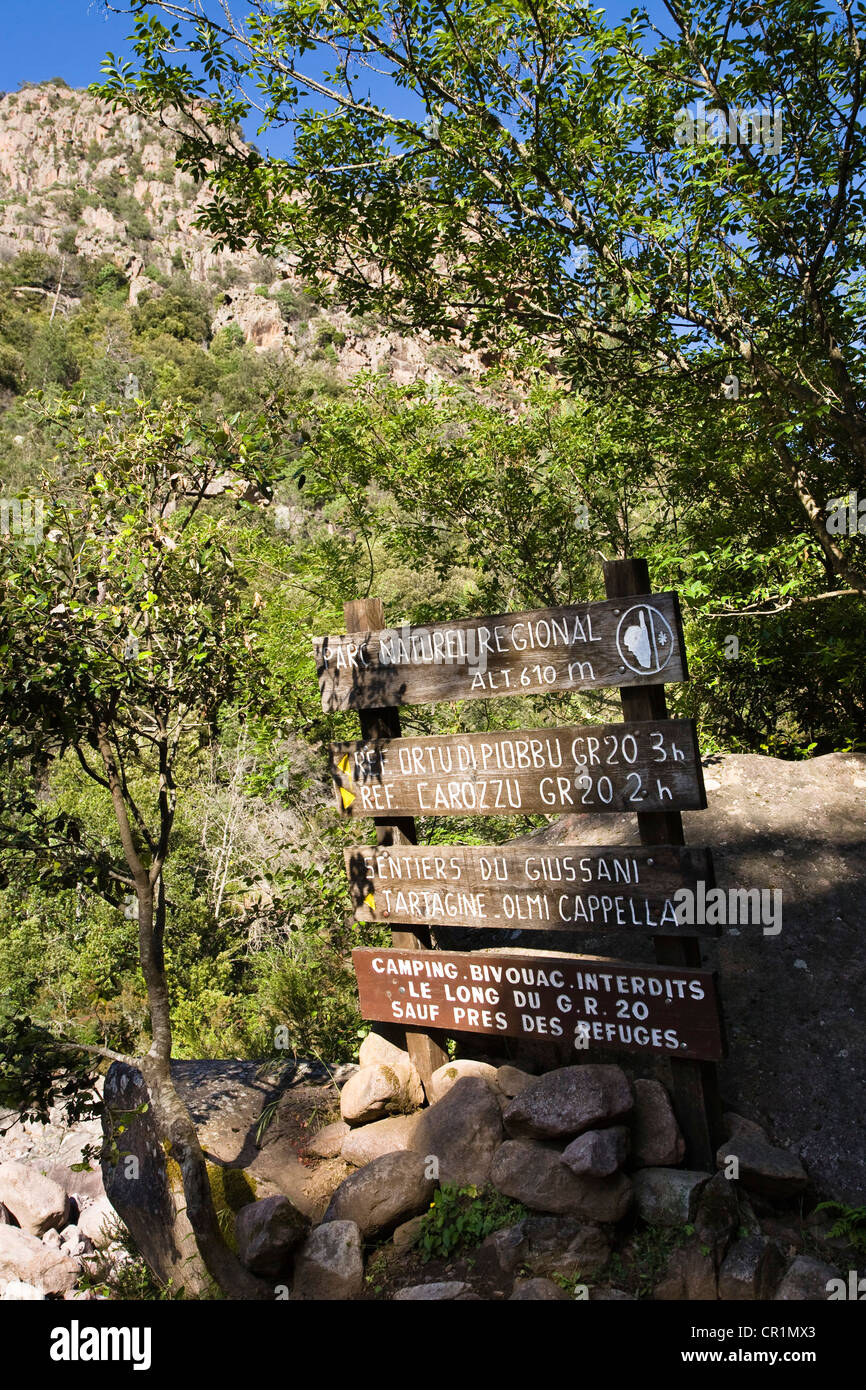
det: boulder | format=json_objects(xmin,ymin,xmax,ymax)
[
  {"xmin": 322, "ymin": 1152, "xmax": 436, "ymax": 1238},
  {"xmin": 392, "ymin": 1215, "xmax": 425, "ymax": 1251},
  {"xmin": 410, "ymin": 1077, "xmax": 504, "ymax": 1186},
  {"xmin": 0, "ymin": 1226, "xmax": 78, "ymax": 1295},
  {"xmin": 292, "ymin": 1221, "xmax": 364, "ymax": 1300},
  {"xmin": 358, "ymin": 1033, "xmax": 411, "ymax": 1071},
  {"xmin": 491, "ymin": 1141, "xmax": 632, "ymax": 1221},
  {"xmin": 474, "ymin": 1225, "xmax": 527, "ymax": 1279},
  {"xmin": 654, "ymin": 1245, "xmax": 717, "ymax": 1300},
  {"xmin": 0, "ymin": 1161, "xmax": 70, "ymax": 1237},
  {"xmin": 304, "ymin": 1121, "xmax": 350, "ymax": 1159},
  {"xmin": 693, "ymin": 1171, "xmax": 741, "ymax": 1246},
  {"xmin": 494, "ymin": 1066, "xmax": 535, "ymax": 1098},
  {"xmin": 716, "ymin": 1136, "xmax": 808, "ymax": 1198},
  {"xmin": 429, "ymin": 1060, "xmax": 499, "ymax": 1102},
  {"xmin": 339, "ymin": 1062, "xmax": 423, "ymax": 1126},
  {"xmin": 341, "ymin": 1114, "xmax": 420, "ymax": 1167},
  {"xmin": 75, "ymin": 1197, "xmax": 116, "ymax": 1246},
  {"xmin": 719, "ymin": 1235, "xmax": 786, "ymax": 1300},
  {"xmin": 60, "ymin": 1231, "xmax": 90, "ymax": 1259},
  {"xmin": 2, "ymin": 1280, "xmax": 47, "ymax": 1300},
  {"xmin": 561, "ymin": 1127, "xmax": 628, "ymax": 1178},
  {"xmin": 774, "ymin": 1256, "xmax": 843, "ymax": 1300},
  {"xmin": 590, "ymin": 1288, "xmax": 635, "ymax": 1300},
  {"xmin": 760, "ymin": 1215, "xmax": 806, "ymax": 1255},
  {"xmin": 632, "ymin": 1168, "xmax": 712, "ymax": 1226},
  {"xmin": 510, "ymin": 1277, "xmax": 571, "ymax": 1300},
  {"xmin": 503, "ymin": 1065, "xmax": 632, "ymax": 1141},
  {"xmin": 631, "ymin": 1080, "xmax": 685, "ymax": 1167},
  {"xmin": 235, "ymin": 1196, "xmax": 309, "ymax": 1279},
  {"xmin": 723, "ymin": 1112, "xmax": 769, "ymax": 1144},
  {"xmin": 0, "ymin": 1203, "xmax": 14, "ymax": 1226},
  {"xmin": 45, "ymin": 1161, "xmax": 106, "ymax": 1205},
  {"xmin": 515, "ymin": 1214, "xmax": 611, "ymax": 1278},
  {"xmin": 393, "ymin": 1282, "xmax": 473, "ymax": 1300}
]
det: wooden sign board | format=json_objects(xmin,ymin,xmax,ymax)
[
  {"xmin": 314, "ymin": 594, "xmax": 687, "ymax": 711},
  {"xmin": 344, "ymin": 843, "xmax": 717, "ymax": 937},
  {"xmin": 330, "ymin": 718, "xmax": 705, "ymax": 818},
  {"xmin": 352, "ymin": 947, "xmax": 725, "ymax": 1061}
]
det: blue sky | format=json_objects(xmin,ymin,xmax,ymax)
[
  {"xmin": 1, "ymin": 1, "xmax": 667, "ymax": 93},
  {"xmin": 0, "ymin": 2, "xmax": 133, "ymax": 92},
  {"xmin": 0, "ymin": 0, "xmax": 671, "ymax": 158}
]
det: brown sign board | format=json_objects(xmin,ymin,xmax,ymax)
[
  {"xmin": 352, "ymin": 947, "xmax": 725, "ymax": 1061},
  {"xmin": 314, "ymin": 594, "xmax": 687, "ymax": 711},
  {"xmin": 330, "ymin": 719, "xmax": 706, "ymax": 818},
  {"xmin": 344, "ymin": 843, "xmax": 717, "ymax": 937}
]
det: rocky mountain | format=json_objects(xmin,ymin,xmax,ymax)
[{"xmin": 0, "ymin": 80, "xmax": 476, "ymax": 383}]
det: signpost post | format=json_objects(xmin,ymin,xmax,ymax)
[
  {"xmin": 602, "ymin": 558, "xmax": 723, "ymax": 1167},
  {"xmin": 341, "ymin": 598, "xmax": 448, "ymax": 1099}
]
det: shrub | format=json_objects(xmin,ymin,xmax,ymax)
[
  {"xmin": 274, "ymin": 286, "xmax": 315, "ymax": 324},
  {"xmin": 415, "ymin": 1185, "xmax": 526, "ymax": 1261},
  {"xmin": 253, "ymin": 935, "xmax": 365, "ymax": 1064},
  {"xmin": 58, "ymin": 227, "xmax": 78, "ymax": 256},
  {"xmin": 0, "ymin": 344, "xmax": 25, "ymax": 392},
  {"xmin": 316, "ymin": 322, "xmax": 347, "ymax": 349},
  {"xmin": 133, "ymin": 290, "xmax": 211, "ymax": 343}
]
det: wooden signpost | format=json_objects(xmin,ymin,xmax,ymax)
[
  {"xmin": 344, "ymin": 843, "xmax": 716, "ymax": 936},
  {"xmin": 352, "ymin": 947, "xmax": 724, "ymax": 1062},
  {"xmin": 315, "ymin": 563, "xmax": 724, "ymax": 1166},
  {"xmin": 314, "ymin": 593, "xmax": 687, "ymax": 709},
  {"xmin": 329, "ymin": 718, "xmax": 705, "ymax": 818}
]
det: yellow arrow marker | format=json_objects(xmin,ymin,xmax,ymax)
[
  {"xmin": 339, "ymin": 786, "xmax": 356, "ymax": 809},
  {"xmin": 337, "ymin": 754, "xmax": 350, "ymax": 773},
  {"xmin": 364, "ymin": 893, "xmax": 376, "ymax": 913}
]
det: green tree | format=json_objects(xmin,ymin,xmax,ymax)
[
  {"xmin": 97, "ymin": 0, "xmax": 866, "ymax": 605},
  {"xmin": 133, "ymin": 288, "xmax": 212, "ymax": 343},
  {"xmin": 0, "ymin": 395, "xmax": 284, "ymax": 1297}
]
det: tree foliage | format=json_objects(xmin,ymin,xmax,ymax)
[{"xmin": 97, "ymin": 1, "xmax": 866, "ymax": 602}]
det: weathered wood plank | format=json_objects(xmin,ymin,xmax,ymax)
[
  {"xmin": 344, "ymin": 842, "xmax": 717, "ymax": 936},
  {"xmin": 352, "ymin": 947, "xmax": 725, "ymax": 1062},
  {"xmin": 314, "ymin": 593, "xmax": 688, "ymax": 711},
  {"xmin": 330, "ymin": 719, "xmax": 706, "ymax": 818}
]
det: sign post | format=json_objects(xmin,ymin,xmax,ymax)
[
  {"xmin": 342, "ymin": 598, "xmax": 448, "ymax": 1099},
  {"xmin": 603, "ymin": 558, "xmax": 723, "ymax": 1167}
]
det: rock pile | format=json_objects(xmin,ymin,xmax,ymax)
[
  {"xmin": 218, "ymin": 1047, "xmax": 842, "ymax": 1301},
  {"xmin": 0, "ymin": 1048, "xmax": 849, "ymax": 1300},
  {"xmin": 0, "ymin": 1159, "xmax": 118, "ymax": 1300}
]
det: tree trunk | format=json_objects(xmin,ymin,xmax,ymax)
[
  {"xmin": 96, "ymin": 719, "xmax": 268, "ymax": 1299},
  {"xmin": 134, "ymin": 878, "xmax": 270, "ymax": 1300}
]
